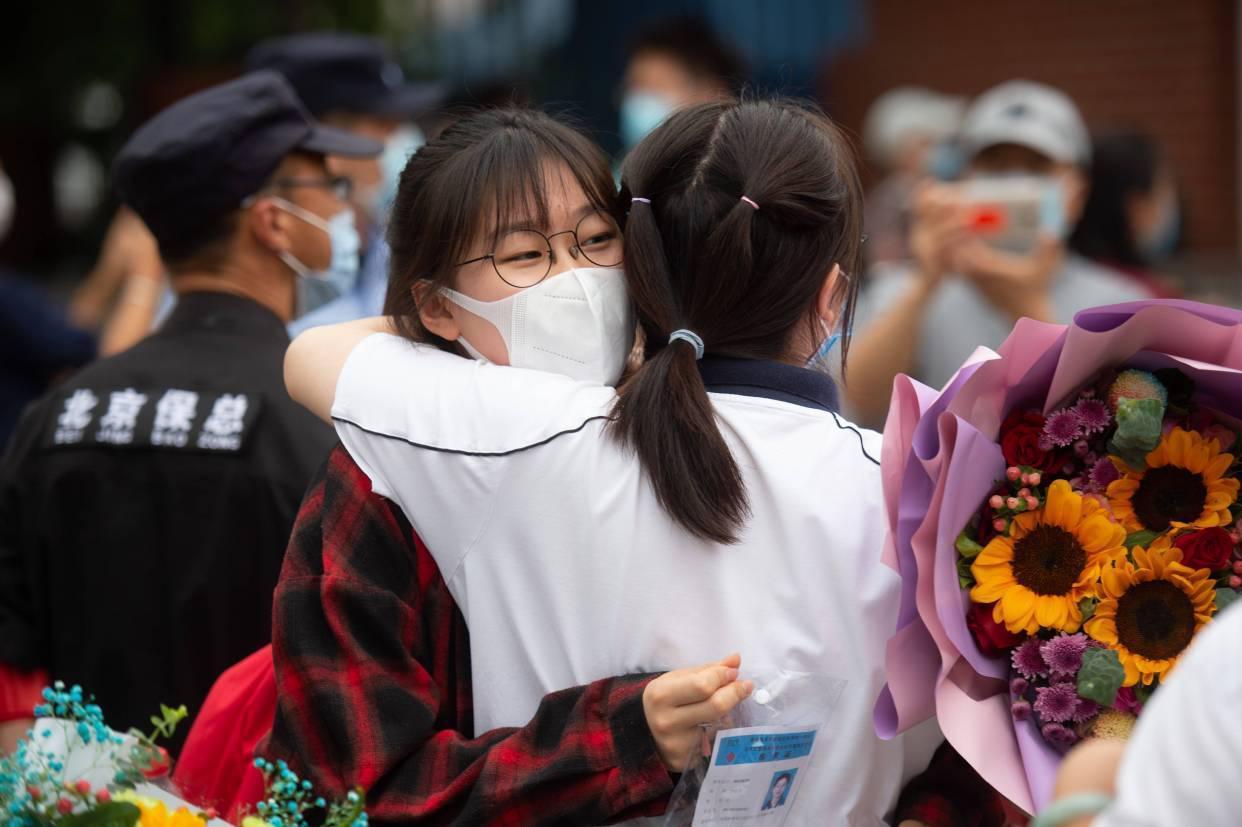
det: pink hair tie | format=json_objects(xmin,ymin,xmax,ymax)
[{"xmin": 740, "ymin": 195, "xmax": 759, "ymax": 210}]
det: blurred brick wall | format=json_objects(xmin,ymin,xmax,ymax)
[{"xmin": 822, "ymin": 0, "xmax": 1237, "ymax": 253}]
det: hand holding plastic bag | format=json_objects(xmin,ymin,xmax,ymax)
[{"xmin": 662, "ymin": 670, "xmax": 846, "ymax": 826}]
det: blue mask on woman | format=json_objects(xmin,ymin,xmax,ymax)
[
  {"xmin": 807, "ymin": 332, "xmax": 841, "ymax": 368},
  {"xmin": 620, "ymin": 92, "xmax": 675, "ymax": 150}
]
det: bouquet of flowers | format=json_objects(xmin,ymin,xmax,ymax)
[
  {"xmin": 0, "ymin": 684, "xmax": 367, "ymax": 827},
  {"xmin": 873, "ymin": 300, "xmax": 1242, "ymax": 814}
]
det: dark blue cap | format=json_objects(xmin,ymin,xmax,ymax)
[
  {"xmin": 246, "ymin": 32, "xmax": 445, "ymax": 119},
  {"xmin": 113, "ymin": 70, "xmax": 381, "ymax": 254}
]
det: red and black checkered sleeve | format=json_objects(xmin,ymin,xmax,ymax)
[
  {"xmin": 263, "ymin": 446, "xmax": 673, "ymax": 826},
  {"xmin": 895, "ymin": 740, "xmax": 1015, "ymax": 827}
]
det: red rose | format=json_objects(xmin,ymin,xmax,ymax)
[
  {"xmin": 1000, "ymin": 411, "xmax": 1066, "ymax": 474},
  {"xmin": 1173, "ymin": 528, "xmax": 1234, "ymax": 571},
  {"xmin": 966, "ymin": 602, "xmax": 1024, "ymax": 658}
]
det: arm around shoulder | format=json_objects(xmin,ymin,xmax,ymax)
[{"xmin": 284, "ymin": 316, "xmax": 394, "ymax": 422}]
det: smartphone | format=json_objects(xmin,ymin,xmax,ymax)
[{"xmin": 957, "ymin": 176, "xmax": 1062, "ymax": 254}]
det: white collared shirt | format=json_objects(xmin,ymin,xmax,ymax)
[{"xmin": 333, "ymin": 333, "xmax": 932, "ymax": 824}]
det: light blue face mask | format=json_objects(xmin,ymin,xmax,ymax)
[
  {"xmin": 368, "ymin": 125, "xmax": 424, "ymax": 222},
  {"xmin": 272, "ymin": 197, "xmax": 362, "ymax": 302},
  {"xmin": 620, "ymin": 92, "xmax": 675, "ymax": 150},
  {"xmin": 927, "ymin": 140, "xmax": 964, "ymax": 181},
  {"xmin": 807, "ymin": 332, "xmax": 841, "ymax": 368}
]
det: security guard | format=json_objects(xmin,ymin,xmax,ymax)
[
  {"xmin": 246, "ymin": 32, "xmax": 444, "ymax": 334},
  {"xmin": 0, "ymin": 71, "xmax": 380, "ymax": 751}
]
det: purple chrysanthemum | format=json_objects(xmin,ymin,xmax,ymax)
[
  {"xmin": 1041, "ymin": 633, "xmax": 1090, "ymax": 677},
  {"xmin": 1088, "ymin": 457, "xmax": 1122, "ymax": 492},
  {"xmin": 1043, "ymin": 409, "xmax": 1082, "ymax": 448},
  {"xmin": 1010, "ymin": 677, "xmax": 1029, "ymax": 697},
  {"xmin": 1034, "ymin": 683, "xmax": 1079, "ymax": 723},
  {"xmin": 1011, "ymin": 700, "xmax": 1032, "ymax": 721},
  {"xmin": 1011, "ymin": 638, "xmax": 1048, "ymax": 679},
  {"xmin": 1041, "ymin": 722, "xmax": 1079, "ymax": 748},
  {"xmin": 1070, "ymin": 697, "xmax": 1101, "ymax": 724},
  {"xmin": 1073, "ymin": 398, "xmax": 1112, "ymax": 435}
]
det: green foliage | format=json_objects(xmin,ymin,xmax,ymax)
[
  {"xmin": 1216, "ymin": 588, "xmax": 1240, "ymax": 614},
  {"xmin": 1108, "ymin": 398, "xmax": 1166, "ymax": 469},
  {"xmin": 1124, "ymin": 530, "xmax": 1160, "ymax": 550},
  {"xmin": 957, "ymin": 556, "xmax": 976, "ymax": 590},
  {"xmin": 1077, "ymin": 647, "xmax": 1125, "ymax": 706},
  {"xmin": 955, "ymin": 531, "xmax": 984, "ymax": 559},
  {"xmin": 58, "ymin": 802, "xmax": 143, "ymax": 827}
]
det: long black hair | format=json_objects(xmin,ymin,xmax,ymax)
[{"xmin": 611, "ymin": 99, "xmax": 864, "ymax": 544}]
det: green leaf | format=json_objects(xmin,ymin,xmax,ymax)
[
  {"xmin": 1124, "ymin": 530, "xmax": 1160, "ymax": 550},
  {"xmin": 1216, "ymin": 588, "xmax": 1240, "ymax": 614},
  {"xmin": 1078, "ymin": 597, "xmax": 1097, "ymax": 621},
  {"xmin": 957, "ymin": 555, "xmax": 976, "ymax": 590},
  {"xmin": 1077, "ymin": 647, "xmax": 1125, "ymax": 707},
  {"xmin": 1107, "ymin": 397, "xmax": 1165, "ymax": 469},
  {"xmin": 58, "ymin": 802, "xmax": 142, "ymax": 827},
  {"xmin": 955, "ymin": 531, "xmax": 984, "ymax": 559}
]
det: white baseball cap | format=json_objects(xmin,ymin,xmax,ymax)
[
  {"xmin": 959, "ymin": 80, "xmax": 1090, "ymax": 166},
  {"xmin": 862, "ymin": 87, "xmax": 966, "ymax": 167}
]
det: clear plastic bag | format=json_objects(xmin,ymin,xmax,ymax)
[{"xmin": 660, "ymin": 670, "xmax": 847, "ymax": 826}]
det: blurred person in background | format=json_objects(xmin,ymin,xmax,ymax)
[
  {"xmin": 89, "ymin": 33, "xmax": 443, "ymax": 354},
  {"xmin": 862, "ymin": 87, "xmax": 965, "ymax": 266},
  {"xmin": 67, "ymin": 206, "xmax": 162, "ymax": 338},
  {"xmin": 245, "ymin": 32, "xmax": 444, "ymax": 335},
  {"xmin": 0, "ymin": 158, "xmax": 97, "ymax": 450},
  {"xmin": 0, "ymin": 71, "xmax": 378, "ymax": 752},
  {"xmin": 845, "ymin": 80, "xmax": 1150, "ymax": 426},
  {"xmin": 618, "ymin": 15, "xmax": 747, "ymax": 155},
  {"xmin": 1069, "ymin": 129, "xmax": 1182, "ymax": 298}
]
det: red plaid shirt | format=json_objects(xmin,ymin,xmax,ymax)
[
  {"xmin": 259, "ymin": 446, "xmax": 1009, "ymax": 826},
  {"xmin": 261, "ymin": 446, "xmax": 672, "ymax": 825}
]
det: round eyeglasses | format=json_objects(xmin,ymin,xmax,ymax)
[{"xmin": 455, "ymin": 210, "xmax": 623, "ymax": 288}]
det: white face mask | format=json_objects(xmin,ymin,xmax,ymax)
[
  {"xmin": 0, "ymin": 171, "xmax": 14, "ymax": 243},
  {"xmin": 442, "ymin": 266, "xmax": 634, "ymax": 386}
]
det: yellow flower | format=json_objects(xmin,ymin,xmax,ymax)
[
  {"xmin": 972, "ymin": 480, "xmax": 1127, "ymax": 634},
  {"xmin": 241, "ymin": 819, "xmax": 274, "ymax": 827},
  {"xmin": 1107, "ymin": 427, "xmax": 1238, "ymax": 534},
  {"xmin": 1085, "ymin": 538, "xmax": 1215, "ymax": 686},
  {"xmin": 113, "ymin": 791, "xmax": 207, "ymax": 827},
  {"xmin": 1091, "ymin": 709, "xmax": 1137, "ymax": 740}
]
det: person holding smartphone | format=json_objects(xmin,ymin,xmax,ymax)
[{"xmin": 844, "ymin": 80, "xmax": 1151, "ymax": 426}]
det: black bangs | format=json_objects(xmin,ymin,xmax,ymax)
[
  {"xmin": 424, "ymin": 111, "xmax": 615, "ymax": 267},
  {"xmin": 384, "ymin": 107, "xmax": 616, "ymax": 347}
]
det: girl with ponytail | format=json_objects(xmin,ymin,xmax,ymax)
[{"xmin": 287, "ymin": 100, "xmax": 939, "ymax": 823}]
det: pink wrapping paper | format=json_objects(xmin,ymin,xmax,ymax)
[{"xmin": 873, "ymin": 300, "xmax": 1242, "ymax": 814}]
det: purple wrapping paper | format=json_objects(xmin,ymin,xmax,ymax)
[{"xmin": 873, "ymin": 300, "xmax": 1242, "ymax": 814}]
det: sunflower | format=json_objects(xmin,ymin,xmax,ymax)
[
  {"xmin": 1107, "ymin": 427, "xmax": 1238, "ymax": 534},
  {"xmin": 1084, "ymin": 538, "xmax": 1215, "ymax": 686},
  {"xmin": 972, "ymin": 480, "xmax": 1127, "ymax": 635}
]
